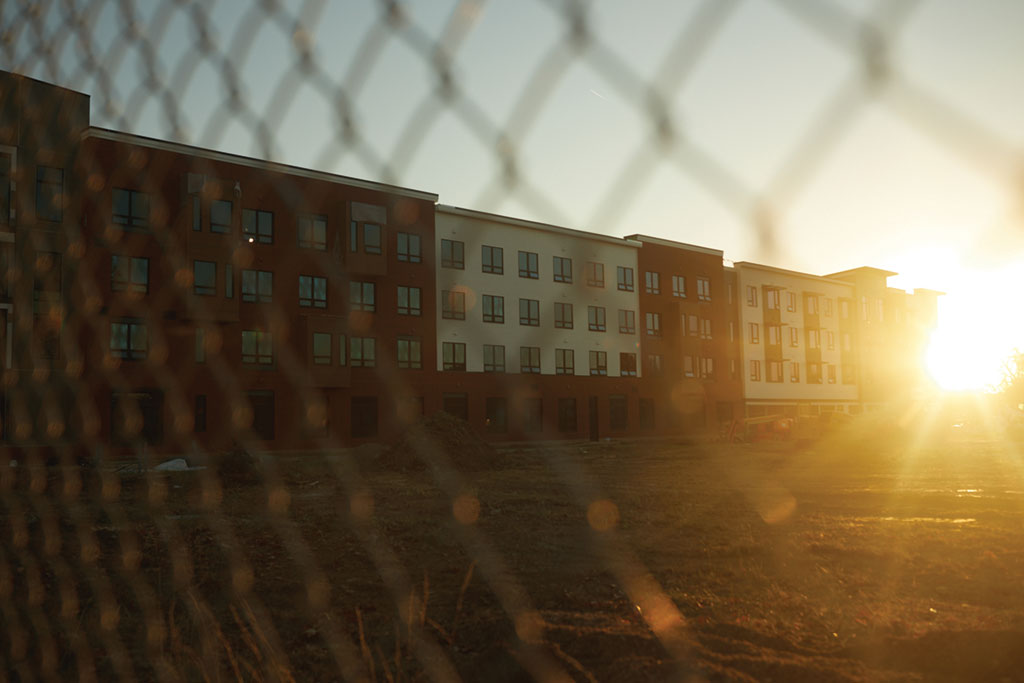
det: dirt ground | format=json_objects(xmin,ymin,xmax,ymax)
[{"xmin": 5, "ymin": 416, "xmax": 1024, "ymax": 681}]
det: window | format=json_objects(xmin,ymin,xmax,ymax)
[
  {"xmin": 558, "ymin": 398, "xmax": 577, "ymax": 432},
  {"xmin": 554, "ymin": 302, "xmax": 573, "ymax": 329},
  {"xmin": 827, "ymin": 364, "xmax": 837, "ymax": 384},
  {"xmin": 486, "ymin": 397, "xmax": 507, "ymax": 433},
  {"xmin": 194, "ymin": 395, "xmax": 207, "ymax": 433},
  {"xmin": 683, "ymin": 355, "xmax": 695, "ymax": 378},
  {"xmin": 639, "ymin": 399, "xmax": 655, "ymax": 430},
  {"xmin": 826, "ymin": 331, "xmax": 835, "ymax": 350},
  {"xmin": 110, "ymin": 320, "xmax": 147, "ymax": 360},
  {"xmin": 620, "ymin": 352, "xmax": 637, "ymax": 377},
  {"xmin": 351, "ymin": 396, "xmax": 378, "ymax": 438},
  {"xmin": 645, "ymin": 271, "xmax": 660, "ymax": 294},
  {"xmin": 768, "ymin": 361, "xmax": 783, "ymax": 383},
  {"xmin": 749, "ymin": 360, "xmax": 761, "ymax": 381},
  {"xmin": 553, "ymin": 256, "xmax": 572, "ymax": 283},
  {"xmin": 766, "ymin": 289, "xmax": 780, "ymax": 310},
  {"xmin": 787, "ymin": 292, "xmax": 796, "ymax": 312},
  {"xmin": 555, "ymin": 348, "xmax": 574, "ymax": 375},
  {"xmin": 790, "ymin": 327, "xmax": 799, "ymax": 347},
  {"xmin": 112, "ymin": 390, "xmax": 164, "ymax": 445},
  {"xmin": 808, "ymin": 363, "xmax": 822, "ymax": 384},
  {"xmin": 746, "ymin": 285, "xmax": 758, "ymax": 307},
  {"xmin": 647, "ymin": 354, "xmax": 663, "ymax": 375},
  {"xmin": 618, "ymin": 309, "xmax": 635, "ymax": 334},
  {"xmin": 807, "ymin": 295, "xmax": 819, "ymax": 315},
  {"xmin": 876, "ymin": 299, "xmax": 885, "ymax": 322},
  {"xmin": 350, "ymin": 337, "xmax": 376, "ymax": 368},
  {"xmin": 242, "ymin": 269, "xmax": 273, "ymax": 303},
  {"xmin": 807, "ymin": 329, "xmax": 820, "ymax": 349},
  {"xmin": 192, "ymin": 196, "xmax": 201, "ymax": 231},
  {"xmin": 313, "ymin": 332, "xmax": 332, "ymax": 365},
  {"xmin": 749, "ymin": 323, "xmax": 760, "ymax": 344},
  {"xmin": 242, "ymin": 209, "xmax": 273, "ymax": 244},
  {"xmin": 791, "ymin": 363, "xmax": 800, "ymax": 382},
  {"xmin": 338, "ymin": 335, "xmax": 347, "ymax": 365},
  {"xmin": 861, "ymin": 296, "xmax": 870, "ymax": 321},
  {"xmin": 442, "ymin": 290, "xmax": 466, "ymax": 320},
  {"xmin": 586, "ymin": 261, "xmax": 605, "ymax": 287},
  {"xmin": 241, "ymin": 330, "xmax": 273, "ymax": 365},
  {"xmin": 729, "ymin": 322, "xmax": 736, "ymax": 342},
  {"xmin": 442, "ymin": 342, "xmax": 466, "ymax": 371},
  {"xmin": 298, "ymin": 214, "xmax": 327, "ymax": 250},
  {"xmin": 396, "ymin": 232, "xmax": 422, "ymax": 262},
  {"xmin": 699, "ymin": 357, "xmax": 714, "ymax": 379},
  {"xmin": 824, "ymin": 298, "xmax": 833, "ymax": 317},
  {"xmin": 482, "ymin": 294, "xmax": 504, "ymax": 323},
  {"xmin": 519, "ymin": 298, "xmax": 540, "ymax": 326},
  {"xmin": 767, "ymin": 325, "xmax": 781, "ymax": 345},
  {"xmin": 588, "ymin": 306, "xmax": 606, "ymax": 332},
  {"xmin": 299, "ymin": 275, "xmax": 328, "ymax": 308},
  {"xmin": 483, "ymin": 344, "xmax": 505, "ymax": 372},
  {"xmin": 617, "ymin": 266, "xmax": 634, "ymax": 291},
  {"xmin": 609, "ymin": 395, "xmax": 628, "ymax": 431},
  {"xmin": 363, "ymin": 224, "xmax": 382, "ymax": 254},
  {"xmin": 397, "ymin": 337, "xmax": 422, "ymax": 369},
  {"xmin": 518, "ymin": 251, "xmax": 539, "ymax": 279},
  {"xmin": 520, "ymin": 346, "xmax": 541, "ymax": 374},
  {"xmin": 195, "ymin": 328, "xmax": 205, "ymax": 363},
  {"xmin": 112, "ymin": 188, "xmax": 149, "ymax": 229},
  {"xmin": 36, "ymin": 166, "xmax": 63, "ymax": 221},
  {"xmin": 589, "ymin": 350, "xmax": 607, "ymax": 376},
  {"xmin": 193, "ymin": 260, "xmax": 216, "ymax": 296},
  {"xmin": 112, "ymin": 255, "xmax": 149, "ymax": 293},
  {"xmin": 0, "ymin": 151, "xmax": 11, "ymax": 225},
  {"xmin": 842, "ymin": 332, "xmax": 852, "ymax": 351},
  {"xmin": 688, "ymin": 315, "xmax": 698, "ymax": 337},
  {"xmin": 225, "ymin": 265, "xmax": 233, "ymax": 298},
  {"xmin": 730, "ymin": 359, "xmax": 738, "ymax": 379},
  {"xmin": 700, "ymin": 318, "xmax": 712, "ymax": 340},
  {"xmin": 697, "ymin": 277, "xmax": 711, "ymax": 301},
  {"xmin": 840, "ymin": 299, "xmax": 850, "ymax": 319},
  {"xmin": 210, "ymin": 199, "xmax": 232, "ymax": 233},
  {"xmin": 397, "ymin": 286, "xmax": 421, "ymax": 316},
  {"xmin": 482, "ymin": 245, "xmax": 503, "ymax": 274},
  {"xmin": 441, "ymin": 239, "xmax": 464, "ymax": 269},
  {"xmin": 672, "ymin": 275, "xmax": 686, "ymax": 297},
  {"xmin": 522, "ymin": 398, "xmax": 543, "ymax": 433},
  {"xmin": 645, "ymin": 312, "xmax": 661, "ymax": 336},
  {"xmin": 350, "ymin": 281, "xmax": 376, "ymax": 312}
]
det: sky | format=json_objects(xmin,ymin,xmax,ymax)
[{"xmin": 5, "ymin": 0, "xmax": 1024, "ymax": 389}]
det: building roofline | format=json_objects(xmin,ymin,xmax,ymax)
[
  {"xmin": 914, "ymin": 287, "xmax": 946, "ymax": 296},
  {"xmin": 733, "ymin": 261, "xmax": 855, "ymax": 287},
  {"xmin": 436, "ymin": 204, "xmax": 641, "ymax": 248},
  {"xmin": 625, "ymin": 234, "xmax": 724, "ymax": 257},
  {"xmin": 1, "ymin": 69, "xmax": 91, "ymax": 99},
  {"xmin": 82, "ymin": 127, "xmax": 439, "ymax": 202},
  {"xmin": 826, "ymin": 266, "xmax": 899, "ymax": 279}
]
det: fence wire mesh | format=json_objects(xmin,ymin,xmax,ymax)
[{"xmin": 2, "ymin": 0, "xmax": 1023, "ymax": 681}]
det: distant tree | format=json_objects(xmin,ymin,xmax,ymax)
[{"xmin": 998, "ymin": 349, "xmax": 1024, "ymax": 410}]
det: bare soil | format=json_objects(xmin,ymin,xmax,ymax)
[{"xmin": 5, "ymin": 419, "xmax": 1024, "ymax": 681}]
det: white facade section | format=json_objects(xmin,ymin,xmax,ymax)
[
  {"xmin": 436, "ymin": 206, "xmax": 642, "ymax": 376},
  {"xmin": 735, "ymin": 262, "xmax": 858, "ymax": 405}
]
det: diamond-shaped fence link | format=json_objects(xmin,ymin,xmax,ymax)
[{"xmin": 1, "ymin": 0, "xmax": 1022, "ymax": 680}]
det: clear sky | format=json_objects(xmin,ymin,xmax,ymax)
[{"xmin": 6, "ymin": 0, "xmax": 1024, "ymax": 389}]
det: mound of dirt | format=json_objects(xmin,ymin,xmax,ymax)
[{"xmin": 377, "ymin": 411, "xmax": 503, "ymax": 473}]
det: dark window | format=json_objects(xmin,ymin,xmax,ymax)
[
  {"xmin": 616, "ymin": 266, "xmax": 634, "ymax": 291},
  {"xmin": 397, "ymin": 232, "xmax": 421, "ymax": 262},
  {"xmin": 110, "ymin": 320, "xmax": 147, "ymax": 360},
  {"xmin": 620, "ymin": 352, "xmax": 638, "ymax": 377},
  {"xmin": 522, "ymin": 398, "xmax": 543, "ymax": 433},
  {"xmin": 554, "ymin": 302, "xmax": 573, "ymax": 329},
  {"xmin": 210, "ymin": 199, "xmax": 232, "ymax": 233},
  {"xmin": 442, "ymin": 290, "xmax": 466, "ymax": 319},
  {"xmin": 482, "ymin": 245, "xmax": 503, "ymax": 274},
  {"xmin": 351, "ymin": 396, "xmax": 378, "ymax": 438},
  {"xmin": 313, "ymin": 332, "xmax": 332, "ymax": 365},
  {"xmin": 35, "ymin": 166, "xmax": 63, "ymax": 222},
  {"xmin": 112, "ymin": 188, "xmax": 149, "ymax": 229},
  {"xmin": 242, "ymin": 269, "xmax": 273, "ymax": 303},
  {"xmin": 518, "ymin": 251, "xmax": 539, "ymax": 279},
  {"xmin": 299, "ymin": 275, "xmax": 328, "ymax": 308},
  {"xmin": 697, "ymin": 277, "xmax": 711, "ymax": 301},
  {"xmin": 350, "ymin": 281, "xmax": 376, "ymax": 312},
  {"xmin": 112, "ymin": 255, "xmax": 149, "ymax": 293},
  {"xmin": 242, "ymin": 209, "xmax": 273, "ymax": 244},
  {"xmin": 483, "ymin": 344, "xmax": 505, "ymax": 372},
  {"xmin": 588, "ymin": 306, "xmax": 606, "ymax": 332},
  {"xmin": 586, "ymin": 261, "xmax": 605, "ymax": 287},
  {"xmin": 193, "ymin": 260, "xmax": 216, "ymax": 296},
  {"xmin": 553, "ymin": 256, "xmax": 572, "ymax": 283},
  {"xmin": 639, "ymin": 399, "xmax": 655, "ymax": 430},
  {"xmin": 672, "ymin": 275, "xmax": 686, "ymax": 297},
  {"xmin": 520, "ymin": 346, "xmax": 541, "ymax": 374},
  {"xmin": 647, "ymin": 354, "xmax": 663, "ymax": 375},
  {"xmin": 519, "ymin": 298, "xmax": 539, "ymax": 326},
  {"xmin": 443, "ymin": 393, "xmax": 469, "ymax": 421},
  {"xmin": 241, "ymin": 330, "xmax": 273, "ymax": 365},
  {"xmin": 590, "ymin": 350, "xmax": 607, "ymax": 376},
  {"xmin": 618, "ymin": 309, "xmax": 635, "ymax": 334},
  {"xmin": 192, "ymin": 196, "xmax": 201, "ymax": 231},
  {"xmin": 609, "ymin": 395, "xmax": 628, "ymax": 431},
  {"xmin": 482, "ymin": 295, "xmax": 504, "ymax": 323},
  {"xmin": 645, "ymin": 271, "xmax": 660, "ymax": 294},
  {"xmin": 111, "ymin": 390, "xmax": 163, "ymax": 445},
  {"xmin": 350, "ymin": 337, "xmax": 376, "ymax": 367},
  {"xmin": 443, "ymin": 342, "xmax": 466, "ymax": 371},
  {"xmin": 0, "ymin": 151, "xmax": 11, "ymax": 225},
  {"xmin": 363, "ymin": 223, "xmax": 382, "ymax": 254},
  {"xmin": 397, "ymin": 337, "xmax": 422, "ymax": 369},
  {"xmin": 194, "ymin": 395, "xmax": 207, "ymax": 433},
  {"xmin": 441, "ymin": 239, "xmax": 464, "ymax": 269},
  {"xmin": 247, "ymin": 391, "xmax": 275, "ymax": 440},
  {"xmin": 645, "ymin": 312, "xmax": 661, "ymax": 336},
  {"xmin": 555, "ymin": 348, "xmax": 574, "ymax": 375},
  {"xmin": 558, "ymin": 398, "xmax": 577, "ymax": 432},
  {"xmin": 397, "ymin": 286, "xmax": 421, "ymax": 316},
  {"xmin": 298, "ymin": 214, "xmax": 327, "ymax": 250},
  {"xmin": 485, "ymin": 397, "xmax": 507, "ymax": 433}
]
